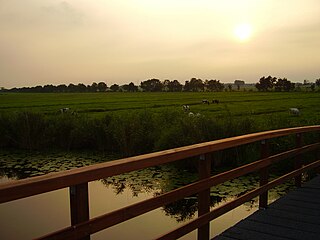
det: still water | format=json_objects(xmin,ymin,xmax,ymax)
[{"xmin": 0, "ymin": 152, "xmax": 292, "ymax": 240}]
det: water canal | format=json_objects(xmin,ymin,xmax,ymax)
[{"xmin": 0, "ymin": 151, "xmax": 294, "ymax": 240}]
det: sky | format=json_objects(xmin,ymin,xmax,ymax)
[{"xmin": 0, "ymin": 0, "xmax": 320, "ymax": 88}]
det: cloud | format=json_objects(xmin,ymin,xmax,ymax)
[
  {"xmin": 0, "ymin": 1, "xmax": 84, "ymax": 30},
  {"xmin": 41, "ymin": 1, "xmax": 84, "ymax": 28}
]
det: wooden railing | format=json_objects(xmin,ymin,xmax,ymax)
[{"xmin": 0, "ymin": 126, "xmax": 320, "ymax": 240}]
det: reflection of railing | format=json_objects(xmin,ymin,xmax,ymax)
[{"xmin": 0, "ymin": 126, "xmax": 319, "ymax": 240}]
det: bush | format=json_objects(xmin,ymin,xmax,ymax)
[
  {"xmin": 47, "ymin": 114, "xmax": 78, "ymax": 150},
  {"xmin": 0, "ymin": 111, "xmax": 47, "ymax": 150},
  {"xmin": 0, "ymin": 113, "xmax": 11, "ymax": 147},
  {"xmin": 0, "ymin": 109, "xmax": 317, "ymax": 171},
  {"xmin": 109, "ymin": 110, "xmax": 156, "ymax": 156}
]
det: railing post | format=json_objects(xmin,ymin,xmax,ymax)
[
  {"xmin": 259, "ymin": 140, "xmax": 269, "ymax": 209},
  {"xmin": 295, "ymin": 133, "xmax": 303, "ymax": 187},
  {"xmin": 317, "ymin": 133, "xmax": 320, "ymax": 174},
  {"xmin": 198, "ymin": 153, "xmax": 211, "ymax": 240},
  {"xmin": 70, "ymin": 183, "xmax": 90, "ymax": 240}
]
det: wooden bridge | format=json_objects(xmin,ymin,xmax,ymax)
[
  {"xmin": 0, "ymin": 126, "xmax": 319, "ymax": 240},
  {"xmin": 214, "ymin": 175, "xmax": 320, "ymax": 240}
]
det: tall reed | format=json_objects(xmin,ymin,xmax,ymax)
[{"xmin": 0, "ymin": 109, "xmax": 317, "ymax": 169}]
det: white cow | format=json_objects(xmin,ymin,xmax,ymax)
[
  {"xmin": 202, "ymin": 99, "xmax": 210, "ymax": 105},
  {"xmin": 182, "ymin": 105, "xmax": 190, "ymax": 112},
  {"xmin": 60, "ymin": 108, "xmax": 70, "ymax": 113},
  {"xmin": 289, "ymin": 108, "xmax": 300, "ymax": 115}
]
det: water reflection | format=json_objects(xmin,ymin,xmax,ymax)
[
  {"xmin": 0, "ymin": 151, "xmax": 107, "ymax": 178},
  {"xmin": 100, "ymin": 164, "xmax": 294, "ymax": 222},
  {"xmin": 0, "ymin": 151, "xmax": 295, "ymax": 239}
]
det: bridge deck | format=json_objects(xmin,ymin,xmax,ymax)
[{"xmin": 214, "ymin": 175, "xmax": 320, "ymax": 240}]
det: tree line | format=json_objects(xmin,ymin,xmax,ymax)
[
  {"xmin": 0, "ymin": 78, "xmax": 223, "ymax": 93},
  {"xmin": 256, "ymin": 76, "xmax": 320, "ymax": 92},
  {"xmin": 1, "ymin": 77, "xmax": 319, "ymax": 93}
]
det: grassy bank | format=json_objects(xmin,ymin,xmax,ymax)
[
  {"xmin": 0, "ymin": 92, "xmax": 319, "ymax": 120},
  {"xmin": 0, "ymin": 92, "xmax": 319, "ymax": 168}
]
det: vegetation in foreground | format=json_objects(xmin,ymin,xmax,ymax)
[
  {"xmin": 0, "ymin": 92, "xmax": 317, "ymax": 221},
  {"xmin": 0, "ymin": 91, "xmax": 319, "ymax": 168}
]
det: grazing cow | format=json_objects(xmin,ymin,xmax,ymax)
[
  {"xmin": 182, "ymin": 105, "xmax": 190, "ymax": 112},
  {"xmin": 212, "ymin": 99, "xmax": 220, "ymax": 104},
  {"xmin": 188, "ymin": 112, "xmax": 202, "ymax": 117},
  {"xmin": 289, "ymin": 108, "xmax": 300, "ymax": 115},
  {"xmin": 202, "ymin": 99, "xmax": 210, "ymax": 105},
  {"xmin": 60, "ymin": 108, "xmax": 70, "ymax": 113}
]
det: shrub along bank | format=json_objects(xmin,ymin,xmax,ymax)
[{"xmin": 0, "ymin": 110, "xmax": 317, "ymax": 168}]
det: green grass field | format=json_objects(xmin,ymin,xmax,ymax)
[
  {"xmin": 0, "ymin": 92, "xmax": 319, "ymax": 123},
  {"xmin": 0, "ymin": 91, "xmax": 319, "ymax": 165}
]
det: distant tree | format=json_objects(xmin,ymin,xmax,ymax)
[
  {"xmin": 234, "ymin": 80, "xmax": 244, "ymax": 91},
  {"xmin": 110, "ymin": 84, "xmax": 120, "ymax": 92},
  {"xmin": 128, "ymin": 82, "xmax": 138, "ymax": 92},
  {"xmin": 188, "ymin": 78, "xmax": 204, "ymax": 92},
  {"xmin": 234, "ymin": 80, "xmax": 245, "ymax": 85},
  {"xmin": 162, "ymin": 79, "xmax": 183, "ymax": 92},
  {"xmin": 0, "ymin": 87, "xmax": 7, "ymax": 92},
  {"xmin": 121, "ymin": 84, "xmax": 129, "ymax": 91},
  {"xmin": 43, "ymin": 84, "xmax": 56, "ymax": 93},
  {"xmin": 120, "ymin": 82, "xmax": 138, "ymax": 92},
  {"xmin": 228, "ymin": 84, "xmax": 232, "ymax": 91},
  {"xmin": 10, "ymin": 87, "xmax": 18, "ymax": 92},
  {"xmin": 255, "ymin": 76, "xmax": 277, "ymax": 91},
  {"xmin": 97, "ymin": 82, "xmax": 107, "ymax": 92},
  {"xmin": 162, "ymin": 79, "xmax": 170, "ymax": 91},
  {"xmin": 77, "ymin": 83, "xmax": 87, "ymax": 92},
  {"xmin": 205, "ymin": 79, "xmax": 224, "ymax": 92},
  {"xmin": 57, "ymin": 84, "xmax": 67, "ymax": 92},
  {"xmin": 21, "ymin": 87, "xmax": 30, "ymax": 92},
  {"xmin": 183, "ymin": 81, "xmax": 190, "ymax": 92},
  {"xmin": 274, "ymin": 78, "xmax": 295, "ymax": 92},
  {"xmin": 316, "ymin": 78, "xmax": 320, "ymax": 87},
  {"xmin": 310, "ymin": 83, "xmax": 315, "ymax": 92},
  {"xmin": 89, "ymin": 82, "xmax": 98, "ymax": 92},
  {"xmin": 295, "ymin": 85, "xmax": 302, "ymax": 92},
  {"xmin": 168, "ymin": 80, "xmax": 183, "ymax": 92},
  {"xmin": 33, "ymin": 85, "xmax": 43, "ymax": 93},
  {"xmin": 67, "ymin": 83, "xmax": 77, "ymax": 92},
  {"xmin": 140, "ymin": 79, "xmax": 163, "ymax": 92}
]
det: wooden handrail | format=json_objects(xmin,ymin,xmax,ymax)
[
  {"xmin": 0, "ymin": 125, "xmax": 319, "ymax": 240},
  {"xmin": 155, "ymin": 159, "xmax": 320, "ymax": 240},
  {"xmin": 35, "ymin": 142, "xmax": 320, "ymax": 240},
  {"xmin": 1, "ymin": 125, "xmax": 319, "ymax": 204}
]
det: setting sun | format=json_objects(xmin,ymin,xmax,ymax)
[{"xmin": 234, "ymin": 23, "xmax": 252, "ymax": 42}]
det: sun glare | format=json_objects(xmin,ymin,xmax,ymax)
[{"xmin": 234, "ymin": 23, "xmax": 252, "ymax": 42}]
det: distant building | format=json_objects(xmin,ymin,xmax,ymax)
[{"xmin": 234, "ymin": 80, "xmax": 245, "ymax": 85}]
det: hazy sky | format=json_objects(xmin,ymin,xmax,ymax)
[{"xmin": 1, "ymin": 0, "xmax": 320, "ymax": 88}]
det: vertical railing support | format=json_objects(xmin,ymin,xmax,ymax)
[
  {"xmin": 317, "ymin": 133, "xmax": 320, "ymax": 174},
  {"xmin": 70, "ymin": 183, "xmax": 90, "ymax": 240},
  {"xmin": 198, "ymin": 153, "xmax": 211, "ymax": 240},
  {"xmin": 259, "ymin": 140, "xmax": 269, "ymax": 209},
  {"xmin": 295, "ymin": 133, "xmax": 303, "ymax": 187}
]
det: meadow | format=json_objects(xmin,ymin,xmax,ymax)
[
  {"xmin": 0, "ymin": 91, "xmax": 319, "ymax": 167},
  {"xmin": 0, "ymin": 91, "xmax": 319, "ymax": 119}
]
